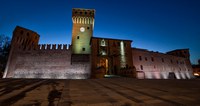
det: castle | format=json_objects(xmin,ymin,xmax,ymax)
[{"xmin": 3, "ymin": 8, "xmax": 194, "ymax": 79}]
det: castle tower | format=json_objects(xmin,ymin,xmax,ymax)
[{"xmin": 71, "ymin": 8, "xmax": 95, "ymax": 54}]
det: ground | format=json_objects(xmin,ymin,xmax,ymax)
[{"xmin": 0, "ymin": 78, "xmax": 200, "ymax": 106}]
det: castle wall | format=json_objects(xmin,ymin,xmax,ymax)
[
  {"xmin": 5, "ymin": 44, "xmax": 91, "ymax": 79},
  {"xmin": 132, "ymin": 48, "xmax": 194, "ymax": 79}
]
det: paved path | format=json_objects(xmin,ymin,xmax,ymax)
[{"xmin": 0, "ymin": 78, "xmax": 200, "ymax": 106}]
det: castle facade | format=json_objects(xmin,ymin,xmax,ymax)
[{"xmin": 3, "ymin": 8, "xmax": 194, "ymax": 79}]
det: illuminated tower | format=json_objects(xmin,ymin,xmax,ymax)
[{"xmin": 71, "ymin": 8, "xmax": 95, "ymax": 54}]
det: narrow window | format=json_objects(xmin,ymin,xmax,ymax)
[
  {"xmin": 145, "ymin": 57, "xmax": 148, "ymax": 61},
  {"xmin": 177, "ymin": 60, "xmax": 179, "ymax": 64},
  {"xmin": 151, "ymin": 57, "xmax": 154, "ymax": 62},
  {"xmin": 77, "ymin": 36, "xmax": 79, "ymax": 39},
  {"xmin": 171, "ymin": 59, "xmax": 173, "ymax": 63},
  {"xmin": 82, "ymin": 48, "xmax": 85, "ymax": 51},
  {"xmin": 139, "ymin": 56, "xmax": 142, "ymax": 61},
  {"xmin": 140, "ymin": 65, "xmax": 143, "ymax": 70}
]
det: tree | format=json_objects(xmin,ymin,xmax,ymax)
[{"xmin": 0, "ymin": 34, "xmax": 11, "ymax": 78}]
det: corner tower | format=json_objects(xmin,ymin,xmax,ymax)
[{"xmin": 71, "ymin": 8, "xmax": 95, "ymax": 54}]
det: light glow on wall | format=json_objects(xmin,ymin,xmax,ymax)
[{"xmin": 120, "ymin": 41, "xmax": 126, "ymax": 68}]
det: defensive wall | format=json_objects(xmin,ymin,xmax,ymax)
[{"xmin": 4, "ymin": 44, "xmax": 91, "ymax": 79}]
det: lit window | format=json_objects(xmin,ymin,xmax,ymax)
[{"xmin": 101, "ymin": 39, "xmax": 106, "ymax": 46}]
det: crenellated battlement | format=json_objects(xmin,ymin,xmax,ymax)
[
  {"xmin": 37, "ymin": 44, "xmax": 71, "ymax": 50},
  {"xmin": 19, "ymin": 44, "xmax": 71, "ymax": 51},
  {"xmin": 72, "ymin": 8, "xmax": 95, "ymax": 24}
]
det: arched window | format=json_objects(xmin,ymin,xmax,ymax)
[{"xmin": 101, "ymin": 39, "xmax": 106, "ymax": 46}]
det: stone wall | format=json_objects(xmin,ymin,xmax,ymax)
[{"xmin": 5, "ymin": 44, "xmax": 91, "ymax": 79}]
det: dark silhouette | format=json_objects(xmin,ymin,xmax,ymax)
[{"xmin": 0, "ymin": 34, "xmax": 11, "ymax": 78}]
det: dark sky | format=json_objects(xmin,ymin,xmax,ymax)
[{"xmin": 0, "ymin": 0, "xmax": 200, "ymax": 64}]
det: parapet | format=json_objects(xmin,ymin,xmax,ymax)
[{"xmin": 37, "ymin": 44, "xmax": 71, "ymax": 50}]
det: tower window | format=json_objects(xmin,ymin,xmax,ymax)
[
  {"xmin": 77, "ymin": 36, "xmax": 79, "ymax": 39},
  {"xmin": 82, "ymin": 48, "xmax": 85, "ymax": 51}
]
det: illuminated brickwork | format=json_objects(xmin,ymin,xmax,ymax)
[{"xmin": 3, "ymin": 26, "xmax": 91, "ymax": 79}]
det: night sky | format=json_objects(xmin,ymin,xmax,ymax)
[{"xmin": 0, "ymin": 0, "xmax": 200, "ymax": 64}]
